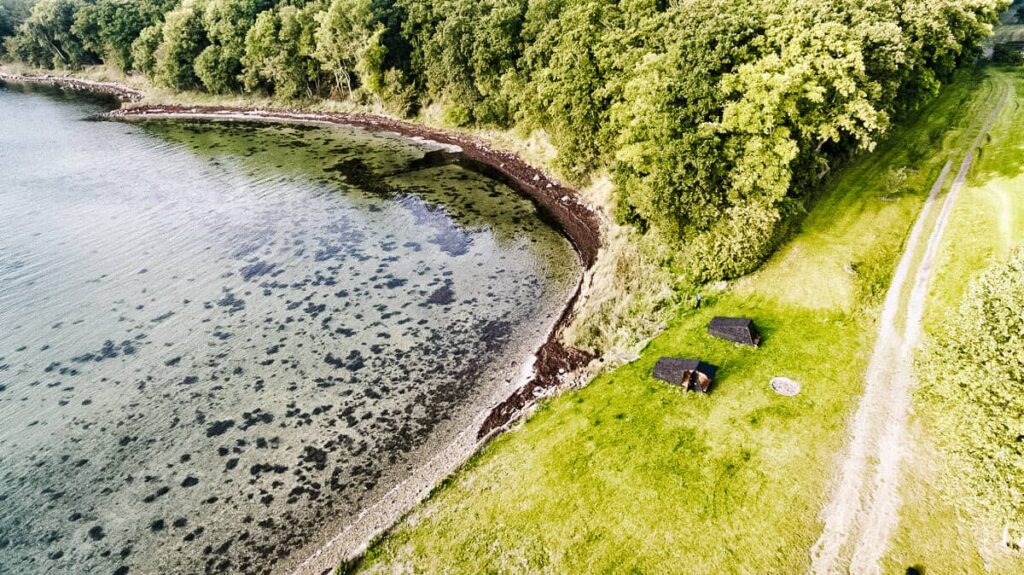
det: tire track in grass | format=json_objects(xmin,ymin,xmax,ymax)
[
  {"xmin": 810, "ymin": 78, "xmax": 1010, "ymax": 575},
  {"xmin": 808, "ymin": 160, "xmax": 952, "ymax": 575},
  {"xmin": 848, "ymin": 81, "xmax": 1011, "ymax": 575}
]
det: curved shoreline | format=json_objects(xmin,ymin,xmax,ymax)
[
  {"xmin": 0, "ymin": 72, "xmax": 145, "ymax": 101},
  {"xmin": 102, "ymin": 105, "xmax": 602, "ymax": 432},
  {"xmin": 3, "ymin": 73, "xmax": 603, "ymax": 573},
  {"xmin": 106, "ymin": 105, "xmax": 601, "ymax": 267},
  {"xmin": 110, "ymin": 106, "xmax": 601, "ymax": 575}
]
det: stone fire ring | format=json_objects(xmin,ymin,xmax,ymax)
[{"xmin": 770, "ymin": 377, "xmax": 801, "ymax": 397}]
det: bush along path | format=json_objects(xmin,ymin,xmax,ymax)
[{"xmin": 810, "ymin": 74, "xmax": 1012, "ymax": 575}]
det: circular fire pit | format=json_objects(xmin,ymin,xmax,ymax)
[{"xmin": 770, "ymin": 377, "xmax": 801, "ymax": 396}]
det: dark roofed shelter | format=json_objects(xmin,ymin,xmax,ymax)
[
  {"xmin": 708, "ymin": 317, "xmax": 761, "ymax": 347},
  {"xmin": 652, "ymin": 358, "xmax": 719, "ymax": 393}
]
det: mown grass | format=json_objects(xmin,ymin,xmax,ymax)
[
  {"xmin": 884, "ymin": 66, "xmax": 1024, "ymax": 575},
  {"xmin": 354, "ymin": 71, "xmax": 997, "ymax": 574}
]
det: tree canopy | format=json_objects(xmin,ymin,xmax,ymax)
[
  {"xmin": 2, "ymin": 0, "xmax": 1010, "ymax": 283},
  {"xmin": 0, "ymin": 0, "xmax": 39, "ymax": 55}
]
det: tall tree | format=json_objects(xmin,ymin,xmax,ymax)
[
  {"xmin": 314, "ymin": 0, "xmax": 379, "ymax": 97},
  {"xmin": 243, "ymin": 2, "xmax": 326, "ymax": 98},
  {"xmin": 6, "ymin": 0, "xmax": 95, "ymax": 68},
  {"xmin": 513, "ymin": 0, "xmax": 621, "ymax": 177},
  {"xmin": 153, "ymin": 1, "xmax": 207, "ymax": 90},
  {"xmin": 0, "ymin": 4, "xmax": 15, "ymax": 49},
  {"xmin": 400, "ymin": 0, "xmax": 526, "ymax": 125},
  {"xmin": 72, "ymin": 0, "xmax": 160, "ymax": 72},
  {"xmin": 131, "ymin": 22, "xmax": 163, "ymax": 76},
  {"xmin": 613, "ymin": 1, "xmax": 763, "ymax": 242},
  {"xmin": 194, "ymin": 0, "xmax": 271, "ymax": 93},
  {"xmin": 1, "ymin": 0, "xmax": 39, "ymax": 55}
]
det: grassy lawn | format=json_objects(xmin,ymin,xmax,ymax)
[
  {"xmin": 884, "ymin": 66, "xmax": 1024, "ymax": 575},
  {"xmin": 353, "ymin": 70, "xmax": 1000, "ymax": 574}
]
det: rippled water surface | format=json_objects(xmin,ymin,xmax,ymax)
[{"xmin": 0, "ymin": 83, "xmax": 579, "ymax": 574}]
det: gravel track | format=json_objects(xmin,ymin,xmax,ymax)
[{"xmin": 810, "ymin": 80, "xmax": 1010, "ymax": 575}]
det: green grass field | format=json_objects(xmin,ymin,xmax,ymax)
[
  {"xmin": 352, "ymin": 69, "xmax": 1005, "ymax": 574},
  {"xmin": 883, "ymin": 66, "xmax": 1024, "ymax": 575}
]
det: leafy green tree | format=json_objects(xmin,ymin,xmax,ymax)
[
  {"xmin": 194, "ymin": 0, "xmax": 271, "ymax": 93},
  {"xmin": 367, "ymin": 0, "xmax": 411, "ymax": 74},
  {"xmin": 6, "ymin": 0, "xmax": 95, "ymax": 68},
  {"xmin": 1, "ymin": 0, "xmax": 38, "ymax": 55},
  {"xmin": 400, "ymin": 0, "xmax": 526, "ymax": 125},
  {"xmin": 153, "ymin": 1, "xmax": 207, "ymax": 90},
  {"xmin": 241, "ymin": 8, "xmax": 282, "ymax": 91},
  {"xmin": 72, "ymin": 0, "xmax": 160, "ymax": 72},
  {"xmin": 314, "ymin": 0, "xmax": 380, "ymax": 97},
  {"xmin": 243, "ymin": 3, "xmax": 326, "ymax": 98},
  {"xmin": 131, "ymin": 22, "xmax": 163, "ymax": 76},
  {"xmin": 315, "ymin": 0, "xmax": 372, "ymax": 95},
  {"xmin": 513, "ymin": 0, "xmax": 621, "ymax": 177},
  {"xmin": 612, "ymin": 1, "xmax": 762, "ymax": 242},
  {"xmin": 899, "ymin": 0, "xmax": 1006, "ymax": 106},
  {"xmin": 0, "ymin": 4, "xmax": 15, "ymax": 51}
]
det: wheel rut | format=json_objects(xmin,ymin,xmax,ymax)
[{"xmin": 809, "ymin": 78, "xmax": 1011, "ymax": 575}]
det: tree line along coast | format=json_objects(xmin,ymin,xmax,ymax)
[
  {"xmin": 3, "ymin": 2, "xmax": 1024, "ymax": 572},
  {"xmin": 0, "ymin": 1, "xmax": 1011, "ymax": 355}
]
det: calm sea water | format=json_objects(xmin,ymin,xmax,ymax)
[{"xmin": 0, "ymin": 83, "xmax": 579, "ymax": 574}]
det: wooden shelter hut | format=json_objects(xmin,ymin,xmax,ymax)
[
  {"xmin": 652, "ymin": 358, "xmax": 718, "ymax": 393},
  {"xmin": 708, "ymin": 317, "xmax": 761, "ymax": 347}
]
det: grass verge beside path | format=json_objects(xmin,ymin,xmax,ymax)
[
  {"xmin": 884, "ymin": 66, "xmax": 1024, "ymax": 575},
  {"xmin": 352, "ymin": 70, "xmax": 997, "ymax": 574}
]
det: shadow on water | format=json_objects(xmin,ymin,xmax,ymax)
[
  {"xmin": 137, "ymin": 118, "xmax": 554, "ymax": 249},
  {"xmin": 0, "ymin": 85, "xmax": 581, "ymax": 575},
  {"xmin": 0, "ymin": 79, "xmax": 121, "ymax": 112}
]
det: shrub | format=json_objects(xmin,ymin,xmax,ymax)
[
  {"xmin": 917, "ymin": 246, "xmax": 1024, "ymax": 546},
  {"xmin": 153, "ymin": 3, "xmax": 207, "ymax": 90},
  {"xmin": 993, "ymin": 43, "xmax": 1024, "ymax": 66}
]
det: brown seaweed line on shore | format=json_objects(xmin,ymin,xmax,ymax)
[
  {"xmin": 102, "ymin": 103, "xmax": 604, "ymax": 438},
  {"xmin": 3, "ymin": 72, "xmax": 605, "ymax": 571}
]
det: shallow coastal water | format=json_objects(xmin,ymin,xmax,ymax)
[{"xmin": 0, "ymin": 83, "xmax": 579, "ymax": 574}]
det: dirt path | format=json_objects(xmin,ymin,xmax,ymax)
[{"xmin": 810, "ymin": 81, "xmax": 1010, "ymax": 575}]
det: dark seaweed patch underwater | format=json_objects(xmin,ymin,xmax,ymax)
[{"xmin": 0, "ymin": 85, "xmax": 579, "ymax": 574}]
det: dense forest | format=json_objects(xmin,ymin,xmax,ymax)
[{"xmin": 0, "ymin": 0, "xmax": 1009, "ymax": 286}]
